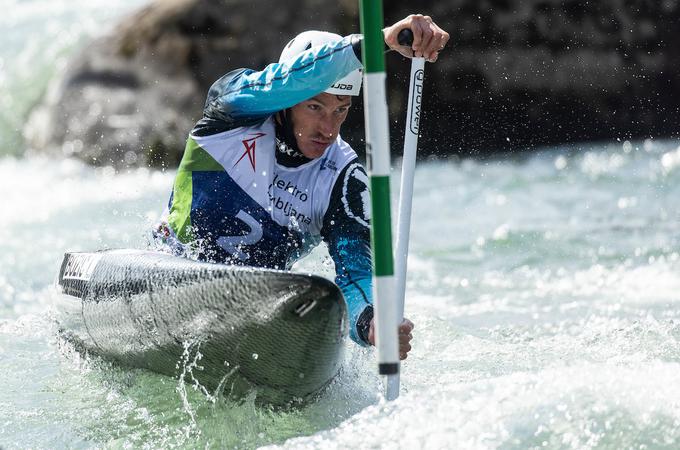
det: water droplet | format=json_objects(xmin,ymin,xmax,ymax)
[
  {"xmin": 622, "ymin": 140, "xmax": 633, "ymax": 153},
  {"xmin": 554, "ymin": 155, "xmax": 568, "ymax": 170}
]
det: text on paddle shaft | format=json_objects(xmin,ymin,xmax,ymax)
[{"xmin": 409, "ymin": 69, "xmax": 424, "ymax": 135}]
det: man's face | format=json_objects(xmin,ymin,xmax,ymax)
[{"xmin": 289, "ymin": 93, "xmax": 352, "ymax": 159}]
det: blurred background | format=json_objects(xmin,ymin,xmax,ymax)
[{"xmin": 5, "ymin": 0, "xmax": 679, "ymax": 167}]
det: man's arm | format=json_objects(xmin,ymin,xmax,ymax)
[
  {"xmin": 201, "ymin": 36, "xmax": 362, "ymax": 126},
  {"xmin": 321, "ymin": 161, "xmax": 374, "ymax": 345},
  {"xmin": 321, "ymin": 162, "xmax": 415, "ymax": 359}
]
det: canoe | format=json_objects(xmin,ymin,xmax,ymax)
[{"xmin": 55, "ymin": 249, "xmax": 347, "ymax": 405}]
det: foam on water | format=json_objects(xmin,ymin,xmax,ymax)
[
  {"xmin": 0, "ymin": 156, "xmax": 173, "ymax": 318},
  {"xmin": 270, "ymin": 363, "xmax": 680, "ymax": 449}
]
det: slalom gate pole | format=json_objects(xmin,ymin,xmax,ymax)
[
  {"xmin": 358, "ymin": 0, "xmax": 399, "ymax": 396},
  {"xmin": 386, "ymin": 29, "xmax": 425, "ymax": 401}
]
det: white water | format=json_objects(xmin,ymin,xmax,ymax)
[{"xmin": 3, "ymin": 1, "xmax": 680, "ymax": 449}]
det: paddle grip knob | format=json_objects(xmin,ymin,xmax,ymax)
[{"xmin": 397, "ymin": 29, "xmax": 414, "ymax": 47}]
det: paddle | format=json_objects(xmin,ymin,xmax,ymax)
[{"xmin": 385, "ymin": 29, "xmax": 425, "ymax": 401}]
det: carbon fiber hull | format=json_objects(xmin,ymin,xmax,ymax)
[{"xmin": 55, "ymin": 249, "xmax": 347, "ymax": 405}]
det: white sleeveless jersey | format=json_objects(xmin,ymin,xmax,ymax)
[{"xmin": 191, "ymin": 117, "xmax": 358, "ymax": 236}]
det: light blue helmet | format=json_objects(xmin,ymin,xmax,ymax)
[{"xmin": 279, "ymin": 30, "xmax": 363, "ymax": 96}]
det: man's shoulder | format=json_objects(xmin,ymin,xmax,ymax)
[
  {"xmin": 184, "ymin": 118, "xmax": 276, "ymax": 174},
  {"xmin": 191, "ymin": 113, "xmax": 272, "ymax": 138},
  {"xmin": 195, "ymin": 67, "xmax": 271, "ymax": 137},
  {"xmin": 321, "ymin": 140, "xmax": 370, "ymax": 236},
  {"xmin": 324, "ymin": 136, "xmax": 362, "ymax": 171}
]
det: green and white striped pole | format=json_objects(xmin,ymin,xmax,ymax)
[{"xmin": 359, "ymin": 0, "xmax": 400, "ymax": 387}]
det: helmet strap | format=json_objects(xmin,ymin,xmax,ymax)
[{"xmin": 275, "ymin": 109, "xmax": 309, "ymax": 165}]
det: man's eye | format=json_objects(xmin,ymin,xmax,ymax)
[{"xmin": 308, "ymin": 104, "xmax": 320, "ymax": 111}]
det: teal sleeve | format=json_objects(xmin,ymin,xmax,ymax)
[
  {"xmin": 333, "ymin": 240, "xmax": 373, "ymax": 346},
  {"xmin": 321, "ymin": 161, "xmax": 373, "ymax": 346}
]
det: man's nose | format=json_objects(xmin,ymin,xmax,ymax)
[{"xmin": 318, "ymin": 113, "xmax": 336, "ymax": 137}]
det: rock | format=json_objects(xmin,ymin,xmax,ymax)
[
  {"xmin": 401, "ymin": 0, "xmax": 680, "ymax": 155},
  {"xmin": 26, "ymin": 0, "xmax": 680, "ymax": 168}
]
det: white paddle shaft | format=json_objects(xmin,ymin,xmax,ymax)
[{"xmin": 386, "ymin": 56, "xmax": 425, "ymax": 401}]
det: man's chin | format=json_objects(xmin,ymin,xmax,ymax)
[{"xmin": 301, "ymin": 142, "xmax": 330, "ymax": 159}]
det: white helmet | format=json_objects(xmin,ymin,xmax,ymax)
[{"xmin": 279, "ymin": 30, "xmax": 363, "ymax": 96}]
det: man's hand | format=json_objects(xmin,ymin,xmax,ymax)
[
  {"xmin": 368, "ymin": 318, "xmax": 414, "ymax": 360},
  {"xmin": 383, "ymin": 14, "xmax": 450, "ymax": 63}
]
